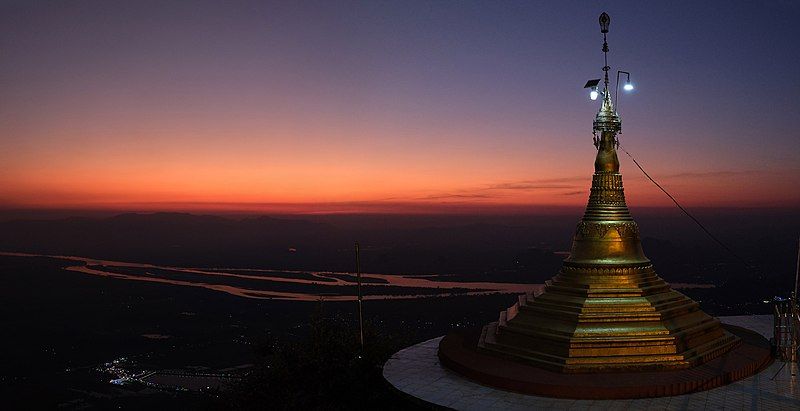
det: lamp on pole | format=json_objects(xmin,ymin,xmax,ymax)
[{"xmin": 615, "ymin": 70, "xmax": 634, "ymax": 112}]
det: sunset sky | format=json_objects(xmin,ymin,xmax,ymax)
[{"xmin": 1, "ymin": 1, "xmax": 798, "ymax": 213}]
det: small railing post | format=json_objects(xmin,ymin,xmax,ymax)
[
  {"xmin": 774, "ymin": 299, "xmax": 796, "ymax": 362},
  {"xmin": 792, "ymin": 294, "xmax": 799, "ymax": 362}
]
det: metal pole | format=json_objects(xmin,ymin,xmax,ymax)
[
  {"xmin": 615, "ymin": 71, "xmax": 630, "ymax": 111},
  {"xmin": 792, "ymin": 236, "xmax": 800, "ymax": 362},
  {"xmin": 355, "ymin": 241, "xmax": 364, "ymax": 349},
  {"xmin": 794, "ymin": 236, "xmax": 799, "ymax": 302}
]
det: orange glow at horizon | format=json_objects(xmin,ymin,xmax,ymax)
[
  {"xmin": 2, "ymin": 2, "xmax": 798, "ymax": 215},
  {"xmin": 3, "ymin": 133, "xmax": 798, "ymax": 214}
]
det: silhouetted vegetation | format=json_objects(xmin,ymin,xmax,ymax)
[{"xmin": 215, "ymin": 305, "xmax": 421, "ymax": 410}]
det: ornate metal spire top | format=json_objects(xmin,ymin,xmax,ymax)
[
  {"xmin": 593, "ymin": 88, "xmax": 621, "ymax": 135},
  {"xmin": 599, "ymin": 12, "xmax": 611, "ymax": 91},
  {"xmin": 591, "ymin": 12, "xmax": 622, "ymax": 155},
  {"xmin": 593, "ymin": 12, "xmax": 621, "ymax": 138}
]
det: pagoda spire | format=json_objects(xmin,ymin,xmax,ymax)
[
  {"xmin": 470, "ymin": 12, "xmax": 740, "ymax": 373},
  {"xmin": 567, "ymin": 14, "xmax": 641, "ymax": 265},
  {"xmin": 592, "ymin": 11, "xmax": 622, "ymax": 170}
]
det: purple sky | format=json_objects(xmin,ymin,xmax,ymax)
[{"xmin": 1, "ymin": 1, "xmax": 798, "ymax": 212}]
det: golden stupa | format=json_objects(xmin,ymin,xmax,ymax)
[{"xmin": 477, "ymin": 14, "xmax": 739, "ymax": 373}]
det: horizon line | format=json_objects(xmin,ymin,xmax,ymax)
[{"xmin": 1, "ymin": 201, "xmax": 799, "ymax": 218}]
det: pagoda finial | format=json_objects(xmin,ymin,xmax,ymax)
[
  {"xmin": 599, "ymin": 12, "xmax": 611, "ymax": 93},
  {"xmin": 596, "ymin": 12, "xmax": 620, "ymax": 133},
  {"xmin": 593, "ymin": 88, "xmax": 621, "ymax": 136},
  {"xmin": 591, "ymin": 12, "xmax": 622, "ymax": 154}
]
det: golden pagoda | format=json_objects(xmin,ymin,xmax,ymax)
[{"xmin": 477, "ymin": 13, "xmax": 739, "ymax": 373}]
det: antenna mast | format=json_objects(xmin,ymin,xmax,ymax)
[{"xmin": 355, "ymin": 241, "xmax": 364, "ymax": 349}]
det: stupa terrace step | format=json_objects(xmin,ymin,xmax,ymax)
[
  {"xmin": 548, "ymin": 285, "xmax": 670, "ymax": 295},
  {"xmin": 498, "ymin": 310, "xmax": 507, "ymax": 327},
  {"xmin": 548, "ymin": 276, "xmax": 667, "ymax": 288},
  {"xmin": 525, "ymin": 297, "xmax": 659, "ymax": 315},
  {"xmin": 500, "ymin": 321, "xmax": 677, "ymax": 341},
  {"xmin": 542, "ymin": 283, "xmax": 671, "ymax": 297}
]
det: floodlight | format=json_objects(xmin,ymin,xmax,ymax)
[
  {"xmin": 584, "ymin": 79, "xmax": 601, "ymax": 100},
  {"xmin": 623, "ymin": 82, "xmax": 634, "ymax": 91}
]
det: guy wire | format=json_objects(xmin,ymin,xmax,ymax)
[{"xmin": 618, "ymin": 145, "xmax": 754, "ymax": 270}]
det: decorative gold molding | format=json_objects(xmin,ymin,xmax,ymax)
[{"xmin": 575, "ymin": 221, "xmax": 639, "ymax": 239}]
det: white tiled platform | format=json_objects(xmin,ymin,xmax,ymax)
[{"xmin": 383, "ymin": 315, "xmax": 800, "ymax": 410}]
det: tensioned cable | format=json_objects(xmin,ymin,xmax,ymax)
[{"xmin": 618, "ymin": 145, "xmax": 754, "ymax": 269}]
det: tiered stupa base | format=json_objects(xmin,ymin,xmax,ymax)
[
  {"xmin": 438, "ymin": 324, "xmax": 772, "ymax": 399},
  {"xmin": 476, "ymin": 262, "xmax": 741, "ymax": 373}
]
